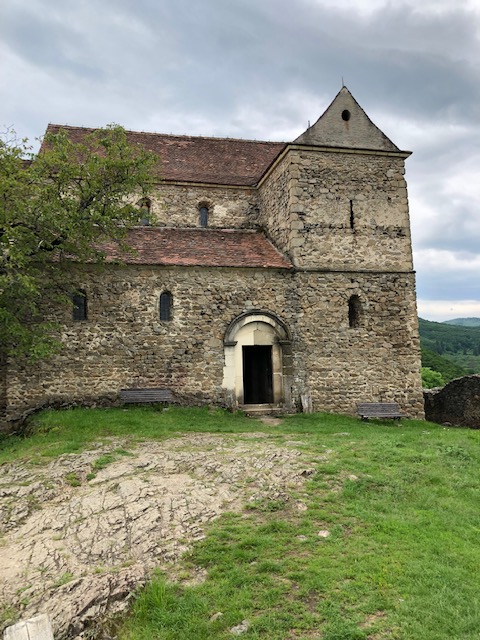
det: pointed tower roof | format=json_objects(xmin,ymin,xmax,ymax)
[{"xmin": 294, "ymin": 86, "xmax": 400, "ymax": 152}]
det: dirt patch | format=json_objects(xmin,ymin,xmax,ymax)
[
  {"xmin": 0, "ymin": 433, "xmax": 316, "ymax": 639},
  {"xmin": 258, "ymin": 416, "xmax": 284, "ymax": 427}
]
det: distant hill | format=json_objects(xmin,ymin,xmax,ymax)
[
  {"xmin": 443, "ymin": 317, "xmax": 480, "ymax": 327},
  {"xmin": 421, "ymin": 347, "xmax": 469, "ymax": 382},
  {"xmin": 418, "ymin": 318, "xmax": 480, "ymax": 378}
]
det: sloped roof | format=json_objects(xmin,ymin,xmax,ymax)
[
  {"xmin": 43, "ymin": 124, "xmax": 286, "ymax": 186},
  {"xmin": 100, "ymin": 227, "xmax": 292, "ymax": 269},
  {"xmin": 294, "ymin": 86, "xmax": 401, "ymax": 152}
]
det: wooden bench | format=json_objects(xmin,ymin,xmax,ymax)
[
  {"xmin": 119, "ymin": 388, "xmax": 176, "ymax": 404},
  {"xmin": 357, "ymin": 402, "xmax": 404, "ymax": 421}
]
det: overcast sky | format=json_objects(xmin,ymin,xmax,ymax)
[{"xmin": 1, "ymin": 0, "xmax": 479, "ymax": 322}]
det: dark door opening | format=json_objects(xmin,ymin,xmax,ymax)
[{"xmin": 242, "ymin": 345, "xmax": 273, "ymax": 404}]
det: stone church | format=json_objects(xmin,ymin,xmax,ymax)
[{"xmin": 4, "ymin": 87, "xmax": 425, "ymax": 423}]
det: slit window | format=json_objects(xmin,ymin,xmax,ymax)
[
  {"xmin": 72, "ymin": 291, "xmax": 87, "ymax": 321},
  {"xmin": 348, "ymin": 295, "xmax": 362, "ymax": 328},
  {"xmin": 160, "ymin": 291, "xmax": 172, "ymax": 321},
  {"xmin": 199, "ymin": 205, "xmax": 209, "ymax": 228}
]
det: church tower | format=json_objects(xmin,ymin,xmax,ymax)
[{"xmin": 259, "ymin": 87, "xmax": 423, "ymax": 416}]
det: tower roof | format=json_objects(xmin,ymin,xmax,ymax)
[{"xmin": 294, "ymin": 86, "xmax": 400, "ymax": 152}]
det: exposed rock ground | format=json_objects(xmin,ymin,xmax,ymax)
[{"xmin": 0, "ymin": 432, "xmax": 316, "ymax": 639}]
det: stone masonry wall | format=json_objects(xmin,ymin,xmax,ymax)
[
  {"xmin": 5, "ymin": 265, "xmax": 295, "ymax": 422},
  {"xmin": 5, "ymin": 264, "xmax": 424, "ymax": 425},
  {"xmin": 148, "ymin": 183, "xmax": 259, "ymax": 229},
  {"xmin": 258, "ymin": 153, "xmax": 292, "ymax": 255},
  {"xmin": 261, "ymin": 148, "xmax": 413, "ymax": 271},
  {"xmin": 0, "ymin": 353, "xmax": 6, "ymax": 420},
  {"xmin": 424, "ymin": 375, "xmax": 480, "ymax": 428},
  {"xmin": 292, "ymin": 271, "xmax": 424, "ymax": 418}
]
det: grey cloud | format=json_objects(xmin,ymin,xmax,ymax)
[
  {"xmin": 0, "ymin": 2, "xmax": 103, "ymax": 80},
  {"xmin": 416, "ymin": 268, "xmax": 480, "ymax": 302},
  {"xmin": 2, "ymin": 0, "xmax": 480, "ymax": 318}
]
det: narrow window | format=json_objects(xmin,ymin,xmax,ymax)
[
  {"xmin": 348, "ymin": 295, "xmax": 362, "ymax": 328},
  {"xmin": 72, "ymin": 290, "xmax": 87, "ymax": 321},
  {"xmin": 349, "ymin": 200, "xmax": 354, "ymax": 230},
  {"xmin": 159, "ymin": 291, "xmax": 172, "ymax": 321},
  {"xmin": 139, "ymin": 198, "xmax": 151, "ymax": 225},
  {"xmin": 199, "ymin": 205, "xmax": 209, "ymax": 228}
]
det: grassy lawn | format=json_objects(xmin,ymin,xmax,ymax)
[{"xmin": 1, "ymin": 407, "xmax": 480, "ymax": 639}]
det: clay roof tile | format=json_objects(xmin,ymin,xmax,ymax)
[
  {"xmin": 100, "ymin": 228, "xmax": 292, "ymax": 269},
  {"xmin": 43, "ymin": 125, "xmax": 286, "ymax": 186}
]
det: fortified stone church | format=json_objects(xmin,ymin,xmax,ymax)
[{"xmin": 3, "ymin": 87, "xmax": 425, "ymax": 424}]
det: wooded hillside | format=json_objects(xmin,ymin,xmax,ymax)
[{"xmin": 418, "ymin": 318, "xmax": 480, "ymax": 379}]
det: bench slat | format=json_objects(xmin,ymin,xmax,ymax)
[
  {"xmin": 357, "ymin": 402, "xmax": 404, "ymax": 420},
  {"xmin": 120, "ymin": 388, "xmax": 175, "ymax": 404}
]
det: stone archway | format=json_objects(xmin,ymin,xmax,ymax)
[{"xmin": 222, "ymin": 310, "xmax": 293, "ymax": 409}]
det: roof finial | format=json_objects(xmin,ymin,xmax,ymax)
[{"xmin": 341, "ymin": 76, "xmax": 345, "ymax": 87}]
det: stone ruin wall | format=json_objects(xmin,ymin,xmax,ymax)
[
  {"xmin": 5, "ymin": 263, "xmax": 424, "ymax": 426},
  {"xmin": 424, "ymin": 375, "xmax": 480, "ymax": 428}
]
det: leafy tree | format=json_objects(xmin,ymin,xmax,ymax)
[
  {"xmin": 420, "ymin": 347, "xmax": 470, "ymax": 382},
  {"xmin": 0, "ymin": 125, "xmax": 156, "ymax": 359},
  {"xmin": 418, "ymin": 318, "xmax": 480, "ymax": 375},
  {"xmin": 421, "ymin": 367, "xmax": 445, "ymax": 389}
]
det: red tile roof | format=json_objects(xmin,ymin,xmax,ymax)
[
  {"xmin": 101, "ymin": 228, "xmax": 292, "ymax": 269},
  {"xmin": 43, "ymin": 125, "xmax": 286, "ymax": 186}
]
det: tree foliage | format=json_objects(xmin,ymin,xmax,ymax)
[
  {"xmin": 419, "ymin": 317, "xmax": 480, "ymax": 360},
  {"xmin": 421, "ymin": 367, "xmax": 445, "ymax": 389},
  {"xmin": 420, "ymin": 347, "xmax": 469, "ymax": 383},
  {"xmin": 0, "ymin": 125, "xmax": 157, "ymax": 359},
  {"xmin": 418, "ymin": 318, "xmax": 480, "ymax": 376}
]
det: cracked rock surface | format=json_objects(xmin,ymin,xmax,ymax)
[{"xmin": 0, "ymin": 432, "xmax": 313, "ymax": 639}]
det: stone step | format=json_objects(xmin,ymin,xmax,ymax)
[{"xmin": 239, "ymin": 404, "xmax": 285, "ymax": 416}]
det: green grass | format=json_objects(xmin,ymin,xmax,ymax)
[
  {"xmin": 0, "ymin": 406, "xmax": 255, "ymax": 465},
  {"xmin": 64, "ymin": 472, "xmax": 81, "ymax": 487},
  {"xmin": 2, "ymin": 407, "xmax": 480, "ymax": 639}
]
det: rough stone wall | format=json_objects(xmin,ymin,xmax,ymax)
[
  {"xmin": 295, "ymin": 87, "xmax": 399, "ymax": 152},
  {"xmin": 261, "ymin": 148, "xmax": 413, "ymax": 270},
  {"xmin": 291, "ymin": 271, "xmax": 424, "ymax": 418},
  {"xmin": 5, "ymin": 263, "xmax": 424, "ymax": 425},
  {"xmin": 258, "ymin": 153, "xmax": 292, "ymax": 253},
  {"xmin": 148, "ymin": 183, "xmax": 259, "ymax": 229},
  {"xmin": 0, "ymin": 352, "xmax": 6, "ymax": 420},
  {"xmin": 424, "ymin": 376, "xmax": 480, "ymax": 428},
  {"xmin": 5, "ymin": 265, "xmax": 296, "ymax": 422}
]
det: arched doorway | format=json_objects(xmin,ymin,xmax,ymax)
[{"xmin": 222, "ymin": 311, "xmax": 292, "ymax": 408}]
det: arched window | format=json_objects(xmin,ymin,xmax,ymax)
[
  {"xmin": 138, "ymin": 198, "xmax": 151, "ymax": 225},
  {"xmin": 199, "ymin": 205, "xmax": 209, "ymax": 228},
  {"xmin": 72, "ymin": 290, "xmax": 87, "ymax": 321},
  {"xmin": 159, "ymin": 291, "xmax": 172, "ymax": 321},
  {"xmin": 348, "ymin": 295, "xmax": 362, "ymax": 328}
]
